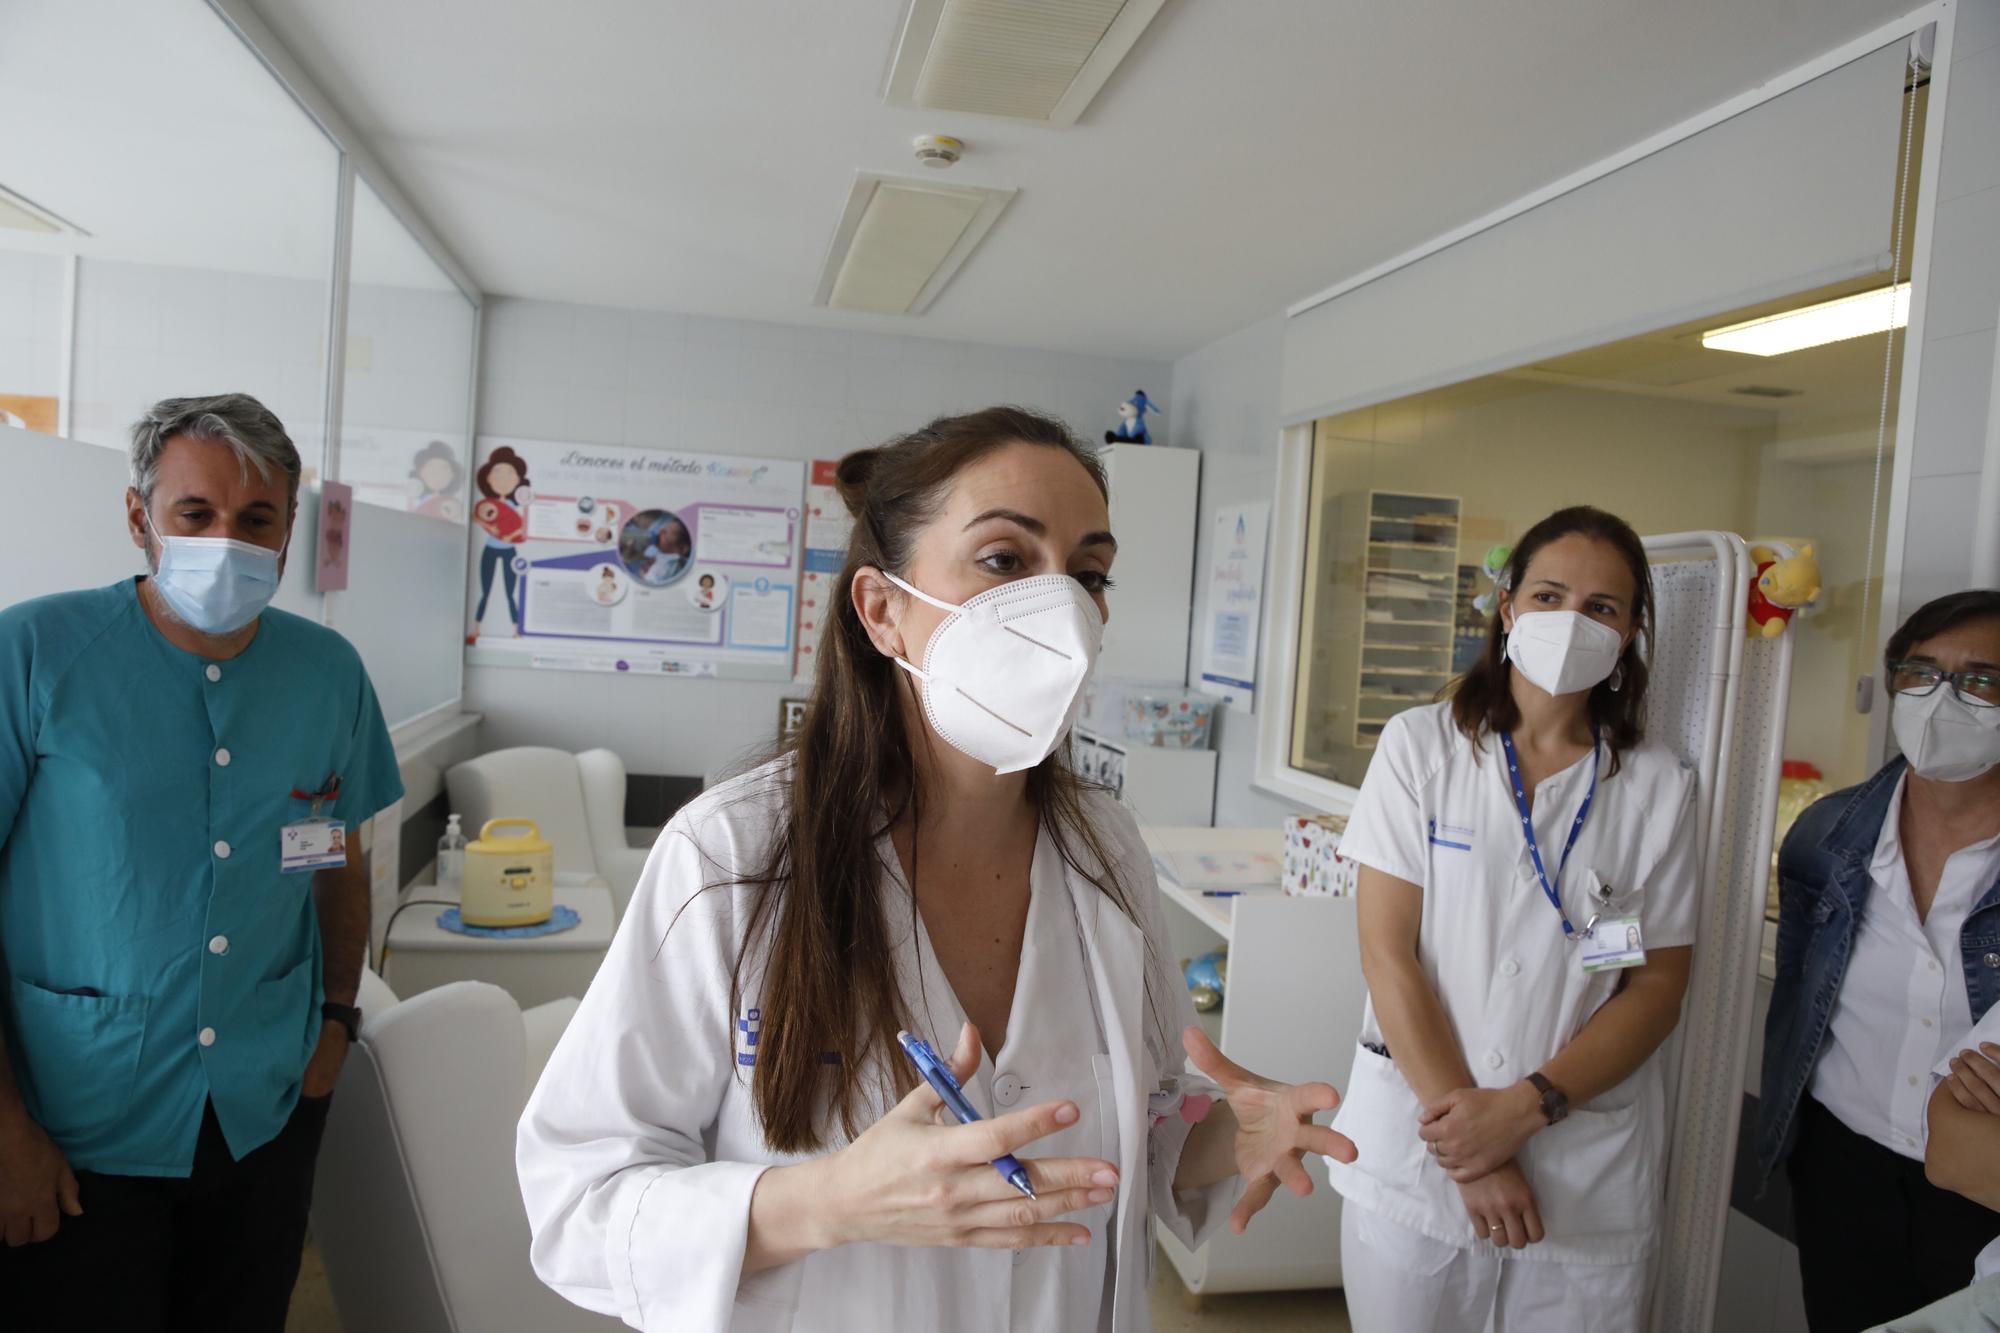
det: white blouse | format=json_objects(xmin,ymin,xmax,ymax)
[
  {"xmin": 516, "ymin": 760, "xmax": 1238, "ymax": 1332},
  {"xmin": 1811, "ymin": 772, "xmax": 2000, "ymax": 1160},
  {"xmin": 1328, "ymin": 702, "xmax": 1700, "ymax": 1265}
]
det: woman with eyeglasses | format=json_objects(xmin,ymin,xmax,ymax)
[{"xmin": 1757, "ymin": 589, "xmax": 2000, "ymax": 1331}]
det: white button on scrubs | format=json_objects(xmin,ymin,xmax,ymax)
[{"xmin": 1328, "ymin": 702, "xmax": 1700, "ymax": 1268}]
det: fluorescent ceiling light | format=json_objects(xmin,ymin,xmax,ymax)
[
  {"xmin": 813, "ymin": 174, "xmax": 1017, "ymax": 316},
  {"xmin": 885, "ymin": 0, "xmax": 1168, "ymax": 126},
  {"xmin": 1701, "ymin": 283, "xmax": 1910, "ymax": 357},
  {"xmin": 0, "ymin": 183, "xmax": 84, "ymax": 236}
]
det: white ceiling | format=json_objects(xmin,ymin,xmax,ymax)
[{"xmin": 246, "ymin": 0, "xmax": 1914, "ymax": 360}]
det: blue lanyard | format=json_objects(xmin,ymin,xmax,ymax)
[{"xmin": 1500, "ymin": 726, "xmax": 1599, "ymax": 940}]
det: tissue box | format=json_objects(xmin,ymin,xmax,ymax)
[
  {"xmin": 1282, "ymin": 814, "xmax": 1355, "ymax": 898},
  {"xmin": 1121, "ymin": 691, "xmax": 1216, "ymax": 750}
]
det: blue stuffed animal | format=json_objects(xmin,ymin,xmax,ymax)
[
  {"xmin": 1183, "ymin": 949, "xmax": 1227, "ymax": 1012},
  {"xmin": 1105, "ymin": 390, "xmax": 1161, "ymax": 445}
]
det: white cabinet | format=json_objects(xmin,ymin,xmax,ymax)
[
  {"xmin": 1140, "ymin": 826, "xmax": 1364, "ymax": 1296},
  {"xmin": 1098, "ymin": 444, "xmax": 1201, "ymax": 682}
]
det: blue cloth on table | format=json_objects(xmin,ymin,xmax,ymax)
[{"xmin": 435, "ymin": 905, "xmax": 581, "ymax": 939}]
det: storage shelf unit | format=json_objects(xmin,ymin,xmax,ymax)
[
  {"xmin": 1141, "ymin": 826, "xmax": 1365, "ymax": 1296},
  {"xmin": 1325, "ymin": 490, "xmax": 1461, "ymax": 751}
]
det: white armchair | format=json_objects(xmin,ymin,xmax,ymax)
[
  {"xmin": 445, "ymin": 746, "xmax": 652, "ymax": 919},
  {"xmin": 311, "ymin": 971, "xmax": 612, "ymax": 1333}
]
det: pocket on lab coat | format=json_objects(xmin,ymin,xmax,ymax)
[
  {"xmin": 1331, "ymin": 1043, "xmax": 1429, "ymax": 1194},
  {"xmin": 8, "ymin": 976, "xmax": 149, "ymax": 1143},
  {"xmin": 1523, "ymin": 1097, "xmax": 1656, "ymax": 1236}
]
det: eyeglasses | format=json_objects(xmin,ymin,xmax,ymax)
[{"xmin": 1887, "ymin": 660, "xmax": 2000, "ymax": 708}]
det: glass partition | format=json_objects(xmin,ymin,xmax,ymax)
[
  {"xmin": 338, "ymin": 178, "xmax": 477, "ymax": 520},
  {"xmin": 0, "ymin": 0, "xmax": 340, "ymax": 467}
]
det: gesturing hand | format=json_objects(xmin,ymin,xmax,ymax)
[
  {"xmin": 1181, "ymin": 1026, "xmax": 1356, "ymax": 1234},
  {"xmin": 807, "ymin": 1022, "xmax": 1121, "ymax": 1252}
]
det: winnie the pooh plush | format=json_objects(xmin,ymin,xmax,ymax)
[{"xmin": 1748, "ymin": 543, "xmax": 1820, "ymax": 638}]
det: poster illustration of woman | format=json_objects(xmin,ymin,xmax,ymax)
[{"xmin": 469, "ymin": 446, "xmax": 531, "ymax": 641}]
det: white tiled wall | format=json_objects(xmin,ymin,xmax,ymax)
[
  {"xmin": 467, "ymin": 296, "xmax": 1170, "ymax": 779},
  {"xmin": 0, "ymin": 250, "xmax": 65, "ymax": 403},
  {"xmin": 68, "ymin": 258, "xmax": 328, "ymax": 467}
]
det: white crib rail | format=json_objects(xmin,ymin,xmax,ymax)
[{"xmin": 1643, "ymin": 533, "xmax": 1796, "ymax": 1332}]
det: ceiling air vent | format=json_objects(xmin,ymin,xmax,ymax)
[
  {"xmin": 1729, "ymin": 385, "xmax": 1803, "ymax": 398},
  {"xmin": 884, "ymin": 0, "xmax": 1168, "ymax": 126},
  {"xmin": 813, "ymin": 173, "xmax": 1017, "ymax": 316}
]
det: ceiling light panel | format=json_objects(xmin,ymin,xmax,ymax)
[
  {"xmin": 814, "ymin": 174, "xmax": 1018, "ymax": 316},
  {"xmin": 1702, "ymin": 283, "xmax": 1910, "ymax": 357},
  {"xmin": 886, "ymin": 0, "xmax": 1167, "ymax": 126}
]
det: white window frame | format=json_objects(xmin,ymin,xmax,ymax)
[{"xmin": 1253, "ymin": 0, "xmax": 1958, "ymax": 813}]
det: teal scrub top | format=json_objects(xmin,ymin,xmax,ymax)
[{"xmin": 0, "ymin": 578, "xmax": 404, "ymax": 1176}]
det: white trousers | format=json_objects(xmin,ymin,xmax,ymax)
[{"xmin": 1340, "ymin": 1204, "xmax": 1650, "ymax": 1333}]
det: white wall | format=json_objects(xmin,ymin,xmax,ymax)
[
  {"xmin": 1169, "ymin": 314, "xmax": 1305, "ymax": 829},
  {"xmin": 1751, "ymin": 413, "xmax": 1884, "ymax": 785},
  {"xmin": 0, "ymin": 251, "xmax": 64, "ymax": 407},
  {"xmin": 1897, "ymin": 0, "xmax": 2000, "ymax": 616},
  {"xmin": 467, "ymin": 296, "xmax": 1170, "ymax": 778},
  {"xmin": 69, "ymin": 258, "xmax": 329, "ymax": 471}
]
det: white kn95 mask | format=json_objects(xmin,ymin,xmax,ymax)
[{"xmin": 885, "ymin": 571, "xmax": 1104, "ymax": 775}]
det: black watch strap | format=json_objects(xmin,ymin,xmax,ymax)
[
  {"xmin": 321, "ymin": 1001, "xmax": 362, "ymax": 1042},
  {"xmin": 1527, "ymin": 1071, "xmax": 1569, "ymax": 1124}
]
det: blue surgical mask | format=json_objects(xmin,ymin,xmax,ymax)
[{"xmin": 145, "ymin": 509, "xmax": 283, "ymax": 635}]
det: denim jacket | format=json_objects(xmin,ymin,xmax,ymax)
[{"xmin": 1754, "ymin": 757, "xmax": 2000, "ymax": 1190}]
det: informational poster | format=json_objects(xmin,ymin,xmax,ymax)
[
  {"xmin": 1197, "ymin": 501, "xmax": 1270, "ymax": 712},
  {"xmin": 464, "ymin": 436, "xmax": 805, "ymax": 680},
  {"xmin": 0, "ymin": 393, "xmax": 58, "ymax": 434},
  {"xmin": 793, "ymin": 459, "xmax": 855, "ymax": 681},
  {"xmin": 316, "ymin": 481, "xmax": 352, "ymax": 592}
]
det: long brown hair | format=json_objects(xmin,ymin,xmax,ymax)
[
  {"xmin": 725, "ymin": 406, "xmax": 1145, "ymax": 1154},
  {"xmin": 1449, "ymin": 505, "xmax": 1654, "ymax": 770}
]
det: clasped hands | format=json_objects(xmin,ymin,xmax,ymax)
[{"xmin": 1417, "ymin": 1081, "xmax": 1549, "ymax": 1250}]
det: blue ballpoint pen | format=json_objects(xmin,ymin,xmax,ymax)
[{"xmin": 896, "ymin": 1030, "xmax": 1037, "ymax": 1199}]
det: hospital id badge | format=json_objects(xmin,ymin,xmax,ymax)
[
  {"xmin": 281, "ymin": 818, "xmax": 348, "ymax": 873},
  {"xmin": 1580, "ymin": 915, "xmax": 1646, "ymax": 973}
]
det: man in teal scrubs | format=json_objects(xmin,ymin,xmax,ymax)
[{"xmin": 0, "ymin": 394, "xmax": 404, "ymax": 1330}]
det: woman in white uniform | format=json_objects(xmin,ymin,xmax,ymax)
[
  {"xmin": 1331, "ymin": 505, "xmax": 1699, "ymax": 1332},
  {"xmin": 516, "ymin": 407, "xmax": 1353, "ymax": 1333}
]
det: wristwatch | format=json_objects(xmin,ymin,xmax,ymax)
[
  {"xmin": 321, "ymin": 1001, "xmax": 362, "ymax": 1043},
  {"xmin": 1527, "ymin": 1071, "xmax": 1569, "ymax": 1125}
]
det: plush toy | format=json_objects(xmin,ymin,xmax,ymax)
[
  {"xmin": 1182, "ymin": 949, "xmax": 1228, "ymax": 1012},
  {"xmin": 1472, "ymin": 543, "xmax": 1513, "ymax": 617},
  {"xmin": 1105, "ymin": 390, "xmax": 1161, "ymax": 445},
  {"xmin": 1747, "ymin": 543, "xmax": 1821, "ymax": 638}
]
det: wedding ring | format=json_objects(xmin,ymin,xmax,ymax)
[{"xmin": 1490, "ymin": 1225, "xmax": 1504, "ymax": 1233}]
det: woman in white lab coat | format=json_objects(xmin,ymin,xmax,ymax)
[
  {"xmin": 1330, "ymin": 505, "xmax": 1699, "ymax": 1333},
  {"xmin": 517, "ymin": 406, "xmax": 1353, "ymax": 1333}
]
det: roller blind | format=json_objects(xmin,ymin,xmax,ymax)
[{"xmin": 1281, "ymin": 41, "xmax": 1906, "ymax": 424}]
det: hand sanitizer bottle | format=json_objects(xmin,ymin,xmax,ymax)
[{"xmin": 437, "ymin": 815, "xmax": 467, "ymax": 895}]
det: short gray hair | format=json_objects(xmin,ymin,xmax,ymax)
[{"xmin": 130, "ymin": 394, "xmax": 302, "ymax": 508}]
